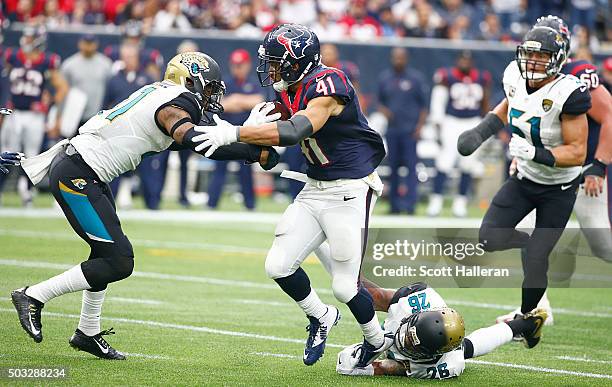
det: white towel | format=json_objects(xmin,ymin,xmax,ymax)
[
  {"xmin": 280, "ymin": 170, "xmax": 308, "ymax": 183},
  {"xmin": 21, "ymin": 139, "xmax": 69, "ymax": 185}
]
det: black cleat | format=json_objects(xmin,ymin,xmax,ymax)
[
  {"xmin": 522, "ymin": 308, "xmax": 548, "ymax": 349},
  {"xmin": 354, "ymin": 332, "xmax": 394, "ymax": 368},
  {"xmin": 11, "ymin": 287, "xmax": 44, "ymax": 343},
  {"xmin": 69, "ymin": 328, "xmax": 126, "ymax": 360}
]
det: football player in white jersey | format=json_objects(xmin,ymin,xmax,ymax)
[
  {"xmin": 457, "ymin": 26, "xmax": 591, "ymax": 318},
  {"xmin": 336, "ymin": 281, "xmax": 547, "ymax": 379},
  {"xmin": 8, "ymin": 52, "xmax": 279, "ymax": 359},
  {"xmin": 495, "ymin": 15, "xmax": 612, "ymax": 327}
]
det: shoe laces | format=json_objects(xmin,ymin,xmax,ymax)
[
  {"xmin": 95, "ymin": 327, "xmax": 116, "ymax": 348},
  {"xmin": 305, "ymin": 317, "xmax": 327, "ymax": 344},
  {"xmin": 28, "ymin": 303, "xmax": 42, "ymax": 328}
]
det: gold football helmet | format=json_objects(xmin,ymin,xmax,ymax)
[
  {"xmin": 164, "ymin": 51, "xmax": 225, "ymax": 114},
  {"xmin": 394, "ymin": 307, "xmax": 465, "ymax": 360}
]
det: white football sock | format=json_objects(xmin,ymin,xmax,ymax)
[
  {"xmin": 297, "ymin": 289, "xmax": 328, "ymax": 320},
  {"xmin": 78, "ymin": 289, "xmax": 106, "ymax": 336},
  {"xmin": 360, "ymin": 314, "xmax": 384, "ymax": 348},
  {"xmin": 466, "ymin": 323, "xmax": 513, "ymax": 358},
  {"xmin": 26, "ymin": 264, "xmax": 91, "ymax": 304}
]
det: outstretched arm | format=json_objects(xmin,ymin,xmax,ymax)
[{"xmin": 457, "ymin": 99, "xmax": 508, "ymax": 156}]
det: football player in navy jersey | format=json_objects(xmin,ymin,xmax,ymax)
[
  {"xmin": 0, "ymin": 24, "xmax": 68, "ymax": 206},
  {"xmin": 427, "ymin": 51, "xmax": 491, "ymax": 217},
  {"xmin": 194, "ymin": 24, "xmax": 389, "ymax": 367}
]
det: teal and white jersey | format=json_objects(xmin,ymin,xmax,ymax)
[
  {"xmin": 384, "ymin": 287, "xmax": 465, "ymax": 379},
  {"xmin": 70, "ymin": 81, "xmax": 189, "ymax": 183},
  {"xmin": 503, "ymin": 61, "xmax": 586, "ymax": 185}
]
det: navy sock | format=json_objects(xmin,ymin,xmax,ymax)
[
  {"xmin": 274, "ymin": 267, "xmax": 311, "ymax": 302},
  {"xmin": 458, "ymin": 173, "xmax": 472, "ymax": 196},
  {"xmin": 433, "ymin": 171, "xmax": 447, "ymax": 194},
  {"xmin": 346, "ymin": 286, "xmax": 375, "ymax": 324}
]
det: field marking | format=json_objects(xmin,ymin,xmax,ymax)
[
  {"xmin": 4, "ymin": 258, "xmax": 612, "ymax": 319},
  {"xmin": 249, "ymin": 352, "xmax": 300, "ymax": 359},
  {"xmin": 230, "ymin": 299, "xmax": 293, "ymax": 307},
  {"xmin": 447, "ymin": 299, "xmax": 612, "ymax": 319},
  {"xmin": 0, "ymin": 307, "xmax": 610, "ymax": 380},
  {"xmin": 109, "ymin": 297, "xmax": 164, "ymax": 305},
  {"xmin": 466, "ymin": 359, "xmax": 612, "ymax": 380},
  {"xmin": 124, "ymin": 353, "xmax": 171, "ymax": 360},
  {"xmin": 555, "ymin": 356, "xmax": 612, "ymax": 365},
  {"xmin": 0, "ymin": 229, "xmax": 268, "ymax": 255}
]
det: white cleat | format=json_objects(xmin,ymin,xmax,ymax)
[
  {"xmin": 427, "ymin": 194, "xmax": 443, "ymax": 217},
  {"xmin": 452, "ymin": 195, "xmax": 468, "ymax": 218}
]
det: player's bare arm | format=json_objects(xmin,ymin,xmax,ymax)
[
  {"xmin": 48, "ymin": 69, "xmax": 69, "ymax": 137},
  {"xmin": 551, "ymin": 113, "xmax": 587, "ymax": 167},
  {"xmin": 583, "ymin": 85, "xmax": 612, "ymax": 196},
  {"xmin": 372, "ymin": 359, "xmax": 409, "ymax": 376},
  {"xmin": 236, "ymin": 95, "xmax": 345, "ymax": 146},
  {"xmin": 156, "ymin": 105, "xmax": 272, "ymax": 165}
]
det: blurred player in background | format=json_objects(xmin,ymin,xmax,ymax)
[
  {"xmin": 377, "ymin": 47, "xmax": 428, "ymax": 214},
  {"xmin": 207, "ymin": 49, "xmax": 264, "ymax": 211},
  {"xmin": 0, "ymin": 24, "xmax": 68, "ymax": 206},
  {"xmin": 10, "ymin": 51, "xmax": 279, "ymax": 359},
  {"xmin": 196, "ymin": 24, "xmax": 389, "ymax": 368},
  {"xmin": 458, "ymin": 26, "xmax": 590, "ymax": 320},
  {"xmin": 104, "ymin": 20, "xmax": 164, "ymax": 80},
  {"xmin": 337, "ymin": 281, "xmax": 547, "ymax": 379},
  {"xmin": 427, "ymin": 50, "xmax": 490, "ymax": 218}
]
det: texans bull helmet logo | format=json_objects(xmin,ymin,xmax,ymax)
[{"xmin": 276, "ymin": 29, "xmax": 314, "ymax": 60}]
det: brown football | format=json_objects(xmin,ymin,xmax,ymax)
[{"xmin": 262, "ymin": 101, "xmax": 292, "ymax": 120}]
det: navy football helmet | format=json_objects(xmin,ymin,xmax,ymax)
[
  {"xmin": 257, "ymin": 24, "xmax": 321, "ymax": 92},
  {"xmin": 516, "ymin": 26, "xmax": 566, "ymax": 81},
  {"xmin": 534, "ymin": 15, "xmax": 571, "ymax": 60}
]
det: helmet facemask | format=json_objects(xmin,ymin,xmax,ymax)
[
  {"xmin": 257, "ymin": 45, "xmax": 317, "ymax": 93},
  {"xmin": 516, "ymin": 45, "xmax": 562, "ymax": 81}
]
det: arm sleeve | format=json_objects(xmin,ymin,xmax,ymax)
[
  {"xmin": 303, "ymin": 71, "xmax": 352, "ymax": 105},
  {"xmin": 170, "ymin": 141, "xmax": 262, "ymax": 162},
  {"xmin": 562, "ymin": 87, "xmax": 592, "ymax": 115},
  {"xmin": 154, "ymin": 92, "xmax": 203, "ymax": 135}
]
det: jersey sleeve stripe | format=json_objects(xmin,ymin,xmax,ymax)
[{"xmin": 570, "ymin": 63, "xmax": 597, "ymax": 76}]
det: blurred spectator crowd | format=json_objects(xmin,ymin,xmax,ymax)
[{"xmin": 1, "ymin": 0, "xmax": 610, "ymax": 46}]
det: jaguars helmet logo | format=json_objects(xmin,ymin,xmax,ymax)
[
  {"xmin": 542, "ymin": 98, "xmax": 553, "ymax": 112},
  {"xmin": 71, "ymin": 178, "xmax": 87, "ymax": 190},
  {"xmin": 180, "ymin": 53, "xmax": 210, "ymax": 76}
]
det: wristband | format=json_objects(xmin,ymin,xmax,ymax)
[{"xmin": 533, "ymin": 147, "xmax": 556, "ymax": 167}]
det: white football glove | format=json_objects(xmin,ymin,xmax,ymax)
[
  {"xmin": 509, "ymin": 134, "xmax": 535, "ymax": 161},
  {"xmin": 243, "ymin": 102, "xmax": 281, "ymax": 127},
  {"xmin": 192, "ymin": 115, "xmax": 238, "ymax": 157},
  {"xmin": 336, "ymin": 344, "xmax": 375, "ymax": 376}
]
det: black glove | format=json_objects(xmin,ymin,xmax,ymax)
[
  {"xmin": 259, "ymin": 146, "xmax": 280, "ymax": 171},
  {"xmin": 0, "ymin": 152, "xmax": 23, "ymax": 174},
  {"xmin": 583, "ymin": 159, "xmax": 607, "ymax": 178}
]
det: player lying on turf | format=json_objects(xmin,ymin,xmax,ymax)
[
  {"xmin": 336, "ymin": 280, "xmax": 547, "ymax": 379},
  {"xmin": 6, "ymin": 51, "xmax": 280, "ymax": 360}
]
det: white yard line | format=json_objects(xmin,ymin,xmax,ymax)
[
  {"xmin": 3, "ymin": 258, "xmax": 611, "ymax": 319},
  {"xmin": 230, "ymin": 299, "xmax": 293, "ymax": 307},
  {"xmin": 555, "ymin": 356, "xmax": 612, "ymax": 365},
  {"xmin": 0, "ymin": 307, "xmax": 609, "ymax": 380},
  {"xmin": 109, "ymin": 297, "xmax": 165, "ymax": 305},
  {"xmin": 123, "ymin": 353, "xmax": 171, "ymax": 360},
  {"xmin": 0, "ymin": 229, "xmax": 268, "ymax": 255},
  {"xmin": 249, "ymin": 352, "xmax": 300, "ymax": 359},
  {"xmin": 466, "ymin": 359, "xmax": 612, "ymax": 380}
]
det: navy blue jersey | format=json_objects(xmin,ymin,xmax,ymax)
[
  {"xmin": 378, "ymin": 68, "xmax": 427, "ymax": 133},
  {"xmin": 562, "ymin": 59, "xmax": 600, "ymax": 164},
  {"xmin": 222, "ymin": 76, "xmax": 263, "ymax": 125},
  {"xmin": 104, "ymin": 45, "xmax": 164, "ymax": 71},
  {"xmin": 4, "ymin": 48, "xmax": 60, "ymax": 111},
  {"xmin": 434, "ymin": 67, "xmax": 490, "ymax": 118},
  {"xmin": 276, "ymin": 65, "xmax": 385, "ymax": 181}
]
